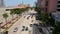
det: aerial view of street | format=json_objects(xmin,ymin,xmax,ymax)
[{"xmin": 0, "ymin": 0, "xmax": 60, "ymax": 34}]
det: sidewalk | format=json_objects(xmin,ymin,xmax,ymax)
[
  {"xmin": 1, "ymin": 15, "xmax": 22, "ymax": 34},
  {"xmin": 1, "ymin": 12, "xmax": 25, "ymax": 34},
  {"xmin": 1, "ymin": 16, "xmax": 18, "ymax": 27}
]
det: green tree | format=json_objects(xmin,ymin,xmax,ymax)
[
  {"xmin": 10, "ymin": 9, "xmax": 15, "ymax": 20},
  {"xmin": 52, "ymin": 22, "xmax": 60, "ymax": 34},
  {"xmin": 46, "ymin": 16, "xmax": 55, "ymax": 26},
  {"xmin": 14, "ymin": 8, "xmax": 27, "ymax": 16},
  {"xmin": 34, "ymin": 7, "xmax": 42, "ymax": 20},
  {"xmin": 40, "ymin": 12, "xmax": 48, "ymax": 26},
  {"xmin": 14, "ymin": 8, "xmax": 22, "ymax": 16},
  {"xmin": 2, "ymin": 13, "xmax": 8, "ymax": 28}
]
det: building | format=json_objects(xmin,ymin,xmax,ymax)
[
  {"xmin": 0, "ymin": 0, "xmax": 5, "ymax": 7},
  {"xmin": 57, "ymin": 0, "xmax": 60, "ymax": 12},
  {"xmin": 37, "ymin": 0, "xmax": 58, "ymax": 14},
  {"xmin": 5, "ymin": 3, "xmax": 30, "ymax": 10}
]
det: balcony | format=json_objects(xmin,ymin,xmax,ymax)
[
  {"xmin": 58, "ymin": 0, "xmax": 60, "ymax": 1},
  {"xmin": 57, "ymin": 7, "xmax": 60, "ymax": 9},
  {"xmin": 57, "ymin": 5, "xmax": 60, "ymax": 7},
  {"xmin": 57, "ymin": 4, "xmax": 60, "ymax": 5},
  {"xmin": 57, "ymin": 9, "xmax": 60, "ymax": 11}
]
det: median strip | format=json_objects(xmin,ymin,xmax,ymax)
[{"xmin": 1, "ymin": 16, "xmax": 22, "ymax": 34}]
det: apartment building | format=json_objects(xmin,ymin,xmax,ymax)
[{"xmin": 37, "ymin": 0, "xmax": 58, "ymax": 14}]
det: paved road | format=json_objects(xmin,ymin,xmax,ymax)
[
  {"xmin": 8, "ymin": 12, "xmax": 36, "ymax": 34},
  {"xmin": 42, "ymin": 27, "xmax": 49, "ymax": 34},
  {"xmin": 33, "ymin": 25, "xmax": 41, "ymax": 34}
]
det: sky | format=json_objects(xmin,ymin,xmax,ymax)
[{"xmin": 4, "ymin": 0, "xmax": 37, "ymax": 7}]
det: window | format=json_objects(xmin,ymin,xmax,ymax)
[
  {"xmin": 42, "ymin": 8, "xmax": 44, "ymax": 11},
  {"xmin": 45, "ymin": 8, "xmax": 47, "ymax": 12},
  {"xmin": 57, "ymin": 9, "xmax": 60, "ymax": 11},
  {"xmin": 57, "ymin": 5, "xmax": 60, "ymax": 7},
  {"xmin": 46, "ymin": 1, "xmax": 48, "ymax": 6},
  {"xmin": 58, "ymin": 1, "xmax": 60, "ymax": 3}
]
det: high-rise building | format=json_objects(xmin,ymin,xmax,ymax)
[
  {"xmin": 0, "ymin": 0, "xmax": 4, "ymax": 7},
  {"xmin": 57, "ymin": 0, "xmax": 60, "ymax": 12},
  {"xmin": 37, "ymin": 0, "xmax": 58, "ymax": 14}
]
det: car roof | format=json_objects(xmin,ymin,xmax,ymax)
[{"xmin": 25, "ymin": 15, "xmax": 30, "ymax": 18}]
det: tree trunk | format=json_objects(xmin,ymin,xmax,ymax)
[{"xmin": 5, "ymin": 18, "xmax": 7, "ymax": 28}]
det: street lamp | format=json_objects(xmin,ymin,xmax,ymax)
[{"xmin": 0, "ymin": 22, "xmax": 2, "ymax": 34}]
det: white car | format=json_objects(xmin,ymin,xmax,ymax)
[
  {"xmin": 47, "ymin": 27, "xmax": 54, "ymax": 33},
  {"xmin": 25, "ymin": 15, "xmax": 30, "ymax": 19},
  {"xmin": 13, "ymin": 27, "xmax": 18, "ymax": 32},
  {"xmin": 50, "ymin": 27, "xmax": 54, "ymax": 32}
]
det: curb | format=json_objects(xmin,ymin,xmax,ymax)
[{"xmin": 1, "ymin": 16, "xmax": 22, "ymax": 34}]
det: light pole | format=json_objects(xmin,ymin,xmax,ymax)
[{"xmin": 0, "ymin": 22, "xmax": 2, "ymax": 34}]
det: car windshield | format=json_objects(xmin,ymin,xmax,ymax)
[{"xmin": 14, "ymin": 27, "xmax": 18, "ymax": 30}]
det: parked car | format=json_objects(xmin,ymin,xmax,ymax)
[
  {"xmin": 13, "ymin": 27, "xmax": 18, "ymax": 32},
  {"xmin": 3, "ymin": 31, "xmax": 8, "ymax": 34}
]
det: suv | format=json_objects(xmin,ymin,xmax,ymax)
[{"xmin": 13, "ymin": 27, "xmax": 18, "ymax": 32}]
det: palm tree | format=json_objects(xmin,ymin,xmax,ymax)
[
  {"xmin": 52, "ymin": 22, "xmax": 60, "ymax": 34},
  {"xmin": 2, "ymin": 13, "xmax": 8, "ymax": 28}
]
